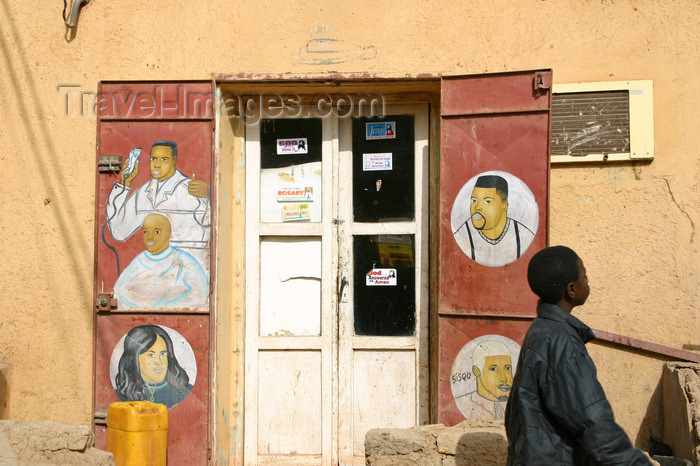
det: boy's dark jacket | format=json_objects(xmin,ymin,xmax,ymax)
[{"xmin": 505, "ymin": 302, "xmax": 651, "ymax": 465}]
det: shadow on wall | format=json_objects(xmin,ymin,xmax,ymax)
[
  {"xmin": 455, "ymin": 432, "xmax": 508, "ymax": 466},
  {"xmin": 635, "ymin": 368, "xmax": 665, "ymax": 452},
  {"xmin": 0, "ymin": 363, "xmax": 10, "ymax": 419}
]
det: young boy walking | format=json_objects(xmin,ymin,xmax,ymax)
[{"xmin": 505, "ymin": 246, "xmax": 653, "ymax": 465}]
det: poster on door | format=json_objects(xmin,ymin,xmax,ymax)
[{"xmin": 282, "ymin": 203, "xmax": 311, "ymax": 221}]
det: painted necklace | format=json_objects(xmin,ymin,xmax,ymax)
[
  {"xmin": 478, "ymin": 217, "xmax": 510, "ymax": 245},
  {"xmin": 143, "ymin": 380, "xmax": 167, "ymax": 402}
]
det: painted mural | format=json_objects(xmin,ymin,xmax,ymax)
[
  {"xmin": 450, "ymin": 334, "xmax": 521, "ymax": 421},
  {"xmin": 109, "ymin": 324, "xmax": 196, "ymax": 409},
  {"xmin": 114, "ymin": 213, "xmax": 209, "ymax": 309},
  {"xmin": 451, "ymin": 170, "xmax": 538, "ymax": 267},
  {"xmin": 102, "ymin": 139, "xmax": 211, "ymax": 311}
]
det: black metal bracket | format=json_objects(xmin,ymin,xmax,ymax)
[
  {"xmin": 533, "ymin": 72, "xmax": 551, "ymax": 91},
  {"xmin": 96, "ymin": 292, "xmax": 117, "ymax": 311}
]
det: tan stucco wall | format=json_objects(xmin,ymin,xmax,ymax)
[{"xmin": 1, "ymin": 0, "xmax": 698, "ymax": 461}]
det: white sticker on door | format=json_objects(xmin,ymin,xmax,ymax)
[
  {"xmin": 365, "ymin": 268, "xmax": 397, "ymax": 286},
  {"xmin": 277, "ymin": 138, "xmax": 308, "ymax": 155},
  {"xmin": 363, "ymin": 153, "xmax": 393, "ymax": 171},
  {"xmin": 277, "ymin": 187, "xmax": 314, "ymax": 202}
]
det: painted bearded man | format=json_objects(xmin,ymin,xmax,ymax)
[{"xmin": 453, "ymin": 175, "xmax": 535, "ymax": 267}]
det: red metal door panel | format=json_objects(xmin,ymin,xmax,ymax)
[
  {"xmin": 94, "ymin": 314, "xmax": 209, "ymax": 464},
  {"xmin": 441, "ymin": 71, "xmax": 551, "ymax": 116},
  {"xmin": 93, "ymin": 82, "xmax": 215, "ymax": 464},
  {"xmin": 438, "ymin": 316, "xmax": 531, "ymax": 426},
  {"xmin": 437, "ymin": 70, "xmax": 552, "ymax": 425},
  {"xmin": 439, "ymin": 113, "xmax": 549, "ymax": 314},
  {"xmin": 96, "ymin": 81, "xmax": 214, "ymax": 120}
]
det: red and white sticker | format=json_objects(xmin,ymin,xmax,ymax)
[
  {"xmin": 365, "ymin": 268, "xmax": 397, "ymax": 286},
  {"xmin": 277, "ymin": 187, "xmax": 314, "ymax": 202}
]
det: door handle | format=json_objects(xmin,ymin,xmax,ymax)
[{"xmin": 339, "ymin": 276, "xmax": 349, "ymax": 303}]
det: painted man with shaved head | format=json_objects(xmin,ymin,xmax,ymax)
[{"xmin": 114, "ymin": 213, "xmax": 209, "ymax": 310}]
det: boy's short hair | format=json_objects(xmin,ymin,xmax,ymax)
[{"xmin": 527, "ymin": 246, "xmax": 580, "ymax": 304}]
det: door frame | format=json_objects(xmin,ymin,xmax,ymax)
[{"xmin": 242, "ymin": 101, "xmax": 431, "ymax": 465}]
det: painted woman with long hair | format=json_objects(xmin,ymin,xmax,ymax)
[{"xmin": 115, "ymin": 324, "xmax": 193, "ymax": 408}]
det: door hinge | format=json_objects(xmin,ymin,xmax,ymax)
[
  {"xmin": 533, "ymin": 72, "xmax": 552, "ymax": 91},
  {"xmin": 97, "ymin": 155, "xmax": 122, "ymax": 174},
  {"xmin": 94, "ymin": 408, "xmax": 107, "ymax": 426}
]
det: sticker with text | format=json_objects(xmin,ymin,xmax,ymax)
[
  {"xmin": 363, "ymin": 152, "xmax": 393, "ymax": 171},
  {"xmin": 366, "ymin": 122, "xmax": 396, "ymax": 140},
  {"xmin": 365, "ymin": 268, "xmax": 397, "ymax": 286},
  {"xmin": 277, "ymin": 187, "xmax": 314, "ymax": 202},
  {"xmin": 277, "ymin": 138, "xmax": 308, "ymax": 155},
  {"xmin": 282, "ymin": 203, "xmax": 311, "ymax": 221}
]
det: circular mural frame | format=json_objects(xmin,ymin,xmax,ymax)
[{"xmin": 451, "ymin": 170, "xmax": 539, "ymax": 267}]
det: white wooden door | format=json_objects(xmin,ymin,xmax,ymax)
[{"xmin": 245, "ymin": 104, "xmax": 429, "ymax": 465}]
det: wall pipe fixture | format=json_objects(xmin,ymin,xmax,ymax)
[{"xmin": 64, "ymin": 0, "xmax": 90, "ymax": 28}]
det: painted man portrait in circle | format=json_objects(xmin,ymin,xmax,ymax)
[
  {"xmin": 451, "ymin": 335, "xmax": 521, "ymax": 421},
  {"xmin": 451, "ymin": 171, "xmax": 539, "ymax": 267}
]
